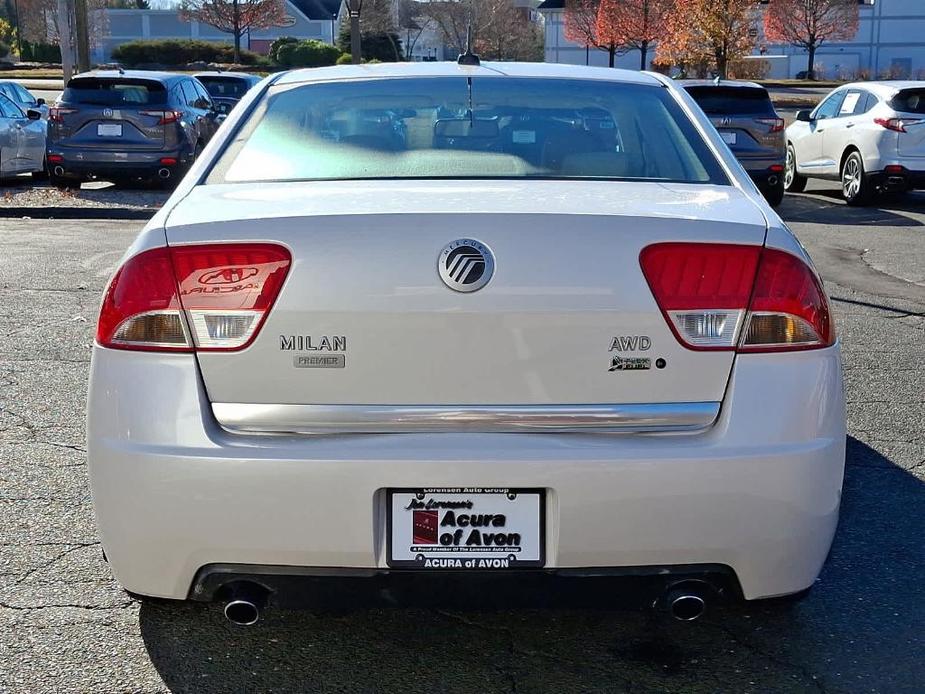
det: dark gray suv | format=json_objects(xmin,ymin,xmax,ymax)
[
  {"xmin": 46, "ymin": 70, "xmax": 221, "ymax": 187},
  {"xmin": 682, "ymin": 80, "xmax": 787, "ymax": 206}
]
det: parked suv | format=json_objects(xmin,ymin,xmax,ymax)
[
  {"xmin": 786, "ymin": 81, "xmax": 925, "ymax": 205},
  {"xmin": 46, "ymin": 70, "xmax": 220, "ymax": 187},
  {"xmin": 682, "ymin": 80, "xmax": 786, "ymax": 206},
  {"xmin": 194, "ymin": 72, "xmax": 262, "ymax": 115}
]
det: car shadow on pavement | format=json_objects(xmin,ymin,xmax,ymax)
[
  {"xmin": 779, "ymin": 191, "xmax": 925, "ymax": 227},
  {"xmin": 138, "ymin": 436, "xmax": 924, "ymax": 693}
]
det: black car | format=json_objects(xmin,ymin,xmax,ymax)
[
  {"xmin": 194, "ymin": 72, "xmax": 262, "ymax": 116},
  {"xmin": 46, "ymin": 70, "xmax": 222, "ymax": 187}
]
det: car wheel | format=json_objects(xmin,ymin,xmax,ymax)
[
  {"xmin": 841, "ymin": 151, "xmax": 872, "ymax": 206},
  {"xmin": 763, "ymin": 178, "xmax": 785, "ymax": 207},
  {"xmin": 784, "ymin": 145, "xmax": 807, "ymax": 193}
]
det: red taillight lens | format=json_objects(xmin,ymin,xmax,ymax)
[
  {"xmin": 97, "ymin": 244, "xmax": 291, "ymax": 352},
  {"xmin": 875, "ymin": 117, "xmax": 923, "ymax": 133},
  {"xmin": 47, "ymin": 154, "xmax": 64, "ymax": 164},
  {"xmin": 49, "ymin": 107, "xmax": 76, "ymax": 122},
  {"xmin": 140, "ymin": 109, "xmax": 182, "ymax": 125},
  {"xmin": 739, "ymin": 248, "xmax": 834, "ymax": 351},
  {"xmin": 97, "ymin": 247, "xmax": 189, "ymax": 352},
  {"xmin": 757, "ymin": 117, "xmax": 785, "ymax": 133},
  {"xmin": 640, "ymin": 243, "xmax": 835, "ymax": 352}
]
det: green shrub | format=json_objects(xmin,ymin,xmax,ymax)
[
  {"xmin": 336, "ymin": 26, "xmax": 403, "ymax": 62},
  {"xmin": 275, "ymin": 40, "xmax": 341, "ymax": 68},
  {"xmin": 111, "ymin": 39, "xmax": 267, "ymax": 67},
  {"xmin": 20, "ymin": 40, "xmax": 62, "ymax": 63},
  {"xmin": 336, "ymin": 53, "xmax": 352, "ymax": 65},
  {"xmin": 269, "ymin": 36, "xmax": 299, "ymax": 64}
]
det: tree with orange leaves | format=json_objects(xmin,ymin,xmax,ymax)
[
  {"xmin": 595, "ymin": 0, "xmax": 673, "ymax": 70},
  {"xmin": 657, "ymin": 0, "xmax": 757, "ymax": 78},
  {"xmin": 763, "ymin": 0, "xmax": 858, "ymax": 80},
  {"xmin": 564, "ymin": 0, "xmax": 618, "ymax": 67}
]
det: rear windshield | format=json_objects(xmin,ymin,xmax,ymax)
[
  {"xmin": 209, "ymin": 77, "xmax": 727, "ymax": 185},
  {"xmin": 197, "ymin": 76, "xmax": 252, "ymax": 99},
  {"xmin": 684, "ymin": 86, "xmax": 774, "ymax": 116},
  {"xmin": 62, "ymin": 78, "xmax": 167, "ymax": 106},
  {"xmin": 890, "ymin": 89, "xmax": 925, "ymax": 114}
]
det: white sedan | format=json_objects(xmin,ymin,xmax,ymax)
[{"xmin": 87, "ymin": 61, "xmax": 845, "ymax": 624}]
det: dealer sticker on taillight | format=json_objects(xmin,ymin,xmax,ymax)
[{"xmin": 387, "ymin": 488, "xmax": 545, "ymax": 569}]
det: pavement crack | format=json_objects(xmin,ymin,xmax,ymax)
[
  {"xmin": 0, "ymin": 600, "xmax": 135, "ymax": 611},
  {"xmin": 12, "ymin": 542, "xmax": 100, "ymax": 586}
]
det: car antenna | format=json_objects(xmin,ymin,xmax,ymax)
[
  {"xmin": 457, "ymin": 25, "xmax": 480, "ymax": 67},
  {"xmin": 117, "ymin": 66, "xmax": 125, "ymax": 75}
]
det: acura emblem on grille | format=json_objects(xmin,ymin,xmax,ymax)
[
  {"xmin": 103, "ymin": 108, "xmax": 114, "ymax": 118},
  {"xmin": 438, "ymin": 239, "xmax": 495, "ymax": 293}
]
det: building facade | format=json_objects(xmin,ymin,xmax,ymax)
[
  {"xmin": 538, "ymin": 0, "xmax": 925, "ymax": 79},
  {"xmin": 97, "ymin": 0, "xmax": 344, "ymax": 62}
]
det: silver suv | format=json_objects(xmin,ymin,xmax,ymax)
[
  {"xmin": 682, "ymin": 81, "xmax": 787, "ymax": 206},
  {"xmin": 786, "ymin": 81, "xmax": 925, "ymax": 205}
]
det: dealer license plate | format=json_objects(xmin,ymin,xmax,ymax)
[
  {"xmin": 97, "ymin": 123, "xmax": 123, "ymax": 137},
  {"xmin": 387, "ymin": 488, "xmax": 545, "ymax": 569},
  {"xmin": 720, "ymin": 131, "xmax": 737, "ymax": 145}
]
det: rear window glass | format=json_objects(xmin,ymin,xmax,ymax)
[
  {"xmin": 684, "ymin": 86, "xmax": 774, "ymax": 116},
  {"xmin": 209, "ymin": 77, "xmax": 728, "ymax": 185},
  {"xmin": 197, "ymin": 76, "xmax": 252, "ymax": 99},
  {"xmin": 62, "ymin": 78, "xmax": 167, "ymax": 106},
  {"xmin": 890, "ymin": 89, "xmax": 925, "ymax": 114}
]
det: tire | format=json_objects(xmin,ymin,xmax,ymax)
[
  {"xmin": 841, "ymin": 151, "xmax": 873, "ymax": 206},
  {"xmin": 784, "ymin": 144, "xmax": 807, "ymax": 193},
  {"xmin": 763, "ymin": 178, "xmax": 785, "ymax": 207}
]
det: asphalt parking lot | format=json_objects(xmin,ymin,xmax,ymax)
[{"xmin": 0, "ymin": 181, "xmax": 923, "ymax": 693}]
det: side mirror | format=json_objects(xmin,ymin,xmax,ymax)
[
  {"xmin": 26, "ymin": 109, "xmax": 41, "ymax": 121},
  {"xmin": 36, "ymin": 97, "xmax": 46, "ymax": 106},
  {"xmin": 796, "ymin": 110, "xmax": 813, "ymax": 122}
]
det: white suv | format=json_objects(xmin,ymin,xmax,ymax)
[{"xmin": 785, "ymin": 81, "xmax": 925, "ymax": 204}]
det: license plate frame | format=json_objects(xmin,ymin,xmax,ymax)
[
  {"xmin": 387, "ymin": 488, "xmax": 546, "ymax": 570},
  {"xmin": 97, "ymin": 123, "xmax": 123, "ymax": 137},
  {"xmin": 720, "ymin": 131, "xmax": 737, "ymax": 145}
]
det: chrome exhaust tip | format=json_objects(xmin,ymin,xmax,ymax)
[
  {"xmin": 53, "ymin": 166, "xmax": 65, "ymax": 177},
  {"xmin": 667, "ymin": 589, "xmax": 707, "ymax": 621},
  {"xmin": 767, "ymin": 174, "xmax": 779, "ymax": 187},
  {"xmin": 158, "ymin": 167, "xmax": 171, "ymax": 179},
  {"xmin": 224, "ymin": 599, "xmax": 260, "ymax": 626}
]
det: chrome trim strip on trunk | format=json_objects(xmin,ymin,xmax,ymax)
[{"xmin": 211, "ymin": 402, "xmax": 721, "ymax": 435}]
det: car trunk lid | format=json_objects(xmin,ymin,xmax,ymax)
[{"xmin": 165, "ymin": 180, "xmax": 768, "ymax": 414}]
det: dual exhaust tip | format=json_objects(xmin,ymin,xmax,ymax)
[
  {"xmin": 51, "ymin": 166, "xmax": 170, "ymax": 180},
  {"xmin": 220, "ymin": 580, "xmax": 710, "ymax": 625}
]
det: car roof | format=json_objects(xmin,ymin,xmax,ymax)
[
  {"xmin": 194, "ymin": 71, "xmax": 260, "ymax": 81},
  {"xmin": 274, "ymin": 61, "xmax": 665, "ymax": 87},
  {"xmin": 837, "ymin": 80, "xmax": 925, "ymax": 96},
  {"xmin": 69, "ymin": 70, "xmax": 184, "ymax": 84},
  {"xmin": 678, "ymin": 79, "xmax": 765, "ymax": 90}
]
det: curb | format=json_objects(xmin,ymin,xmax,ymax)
[{"xmin": 0, "ymin": 206, "xmax": 156, "ymax": 220}]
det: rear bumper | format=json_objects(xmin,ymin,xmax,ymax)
[
  {"xmin": 867, "ymin": 167, "xmax": 925, "ymax": 191},
  {"xmin": 47, "ymin": 148, "xmax": 190, "ymax": 179},
  {"xmin": 87, "ymin": 345, "xmax": 845, "ymax": 602}
]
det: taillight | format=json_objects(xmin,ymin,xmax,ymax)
[
  {"xmin": 874, "ymin": 117, "xmax": 923, "ymax": 133},
  {"xmin": 49, "ymin": 107, "xmax": 76, "ymax": 122},
  {"xmin": 738, "ymin": 248, "xmax": 834, "ymax": 351},
  {"xmin": 757, "ymin": 117, "xmax": 785, "ymax": 133},
  {"xmin": 97, "ymin": 243, "xmax": 291, "ymax": 352},
  {"xmin": 640, "ymin": 243, "xmax": 834, "ymax": 353},
  {"xmin": 140, "ymin": 109, "xmax": 183, "ymax": 125}
]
